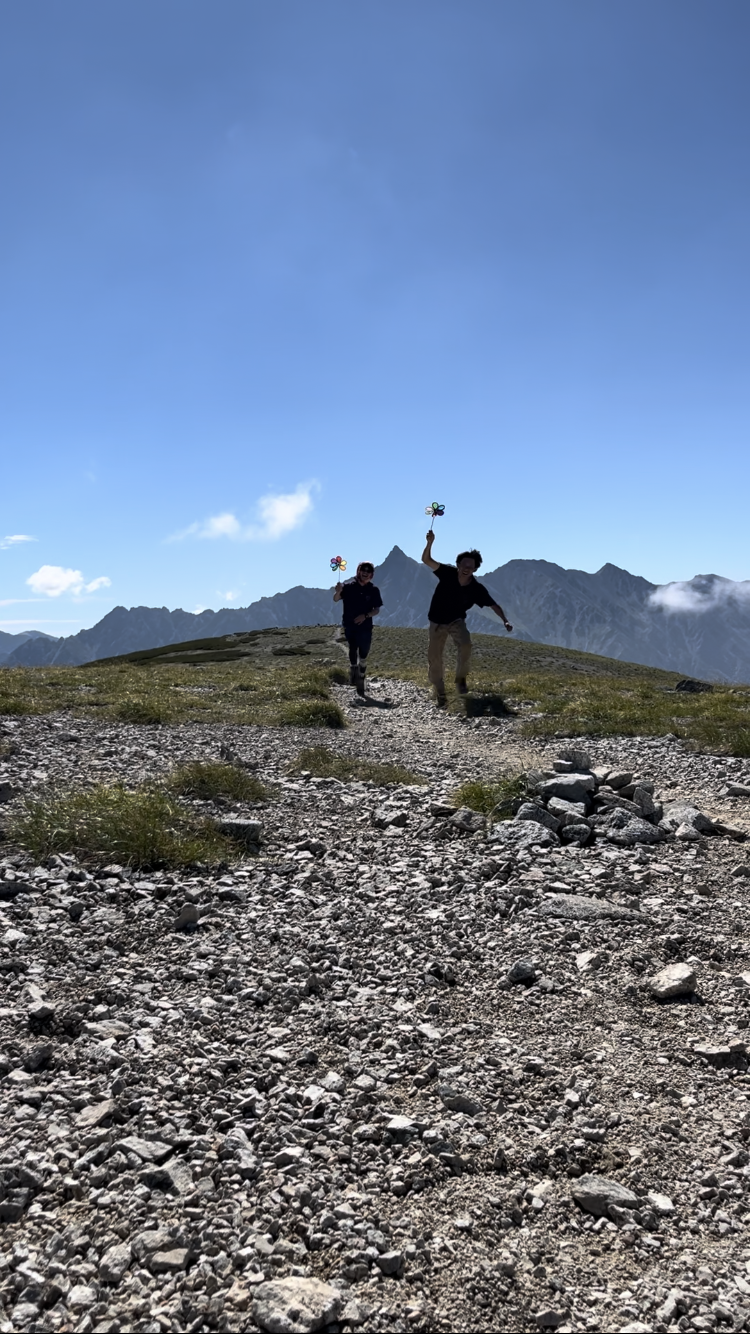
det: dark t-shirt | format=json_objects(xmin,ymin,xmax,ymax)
[
  {"xmin": 428, "ymin": 564, "xmax": 494, "ymax": 624},
  {"xmin": 339, "ymin": 579, "xmax": 383, "ymax": 626}
]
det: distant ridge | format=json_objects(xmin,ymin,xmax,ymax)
[
  {"xmin": 0, "ymin": 629, "xmax": 59, "ymax": 667},
  {"xmin": 5, "ymin": 546, "xmax": 750, "ymax": 682}
]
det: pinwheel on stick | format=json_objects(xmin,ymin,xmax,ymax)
[{"xmin": 330, "ymin": 555, "xmax": 347, "ymax": 587}]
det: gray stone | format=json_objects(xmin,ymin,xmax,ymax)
[
  {"xmin": 675, "ymin": 822, "xmax": 701, "ymax": 842},
  {"xmin": 599, "ymin": 807, "xmax": 664, "ymax": 846},
  {"xmin": 99, "ymin": 1243, "xmax": 131, "ymax": 1285},
  {"xmin": 438, "ymin": 1084, "xmax": 484, "ymax": 1115},
  {"xmin": 561, "ymin": 822, "xmax": 592, "ymax": 847},
  {"xmin": 375, "ymin": 1250, "xmax": 404, "ymax": 1276},
  {"xmin": 575, "ymin": 950, "xmax": 607, "ymax": 972},
  {"xmin": 252, "ymin": 1277, "xmax": 344, "ymax": 1333},
  {"xmin": 572, "ymin": 1174, "xmax": 639, "ymax": 1217},
  {"xmin": 175, "ymin": 902, "xmax": 199, "ymax": 930},
  {"xmin": 0, "ymin": 782, "xmax": 22, "ymax": 804},
  {"xmin": 76, "ymin": 1098, "xmax": 118, "ymax": 1130},
  {"xmin": 67, "ymin": 1284, "xmax": 98, "ymax": 1310},
  {"xmin": 646, "ymin": 1191, "xmax": 674, "ymax": 1215},
  {"xmin": 661, "ymin": 801, "xmax": 715, "ymax": 834},
  {"xmin": 139, "ymin": 1156, "xmax": 193, "ymax": 1196},
  {"xmin": 150, "ymin": 1247, "xmax": 190, "ymax": 1274},
  {"xmin": 373, "ymin": 807, "xmax": 408, "ymax": 829},
  {"xmin": 632, "ymin": 786, "xmax": 658, "ymax": 819},
  {"xmin": 114, "ymin": 1135, "xmax": 173, "ymax": 1163},
  {"xmin": 607, "ymin": 770, "xmax": 633, "ymax": 790},
  {"xmin": 216, "ymin": 816, "xmax": 262, "ymax": 845},
  {"xmin": 731, "ymin": 864, "xmax": 750, "ymax": 878},
  {"xmin": 450, "ymin": 807, "xmax": 485, "ymax": 833},
  {"xmin": 727, "ymin": 784, "xmax": 750, "ymax": 798},
  {"xmin": 556, "ymin": 748, "xmax": 592, "ymax": 771},
  {"xmin": 538, "ymin": 774, "xmax": 596, "ymax": 804},
  {"xmin": 547, "ymin": 797, "xmax": 588, "ymax": 824},
  {"xmin": 648, "ymin": 962, "xmax": 697, "ymax": 1000},
  {"xmin": 536, "ymin": 894, "xmax": 647, "ymax": 923},
  {"xmin": 132, "ymin": 1228, "xmax": 174, "ymax": 1263},
  {"xmin": 490, "ymin": 821, "xmax": 558, "ymax": 851},
  {"xmin": 506, "ymin": 958, "xmax": 537, "ymax": 985},
  {"xmin": 514, "ymin": 802, "xmax": 560, "ymax": 833},
  {"xmin": 27, "ymin": 1000, "xmax": 55, "ymax": 1022}
]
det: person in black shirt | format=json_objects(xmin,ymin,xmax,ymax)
[
  {"xmin": 333, "ymin": 561, "xmax": 383, "ymax": 696},
  {"xmin": 421, "ymin": 531, "xmax": 512, "ymax": 706}
]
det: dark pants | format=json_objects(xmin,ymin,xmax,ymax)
[{"xmin": 344, "ymin": 622, "xmax": 372, "ymax": 665}]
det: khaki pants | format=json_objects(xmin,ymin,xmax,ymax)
[{"xmin": 428, "ymin": 619, "xmax": 472, "ymax": 693}]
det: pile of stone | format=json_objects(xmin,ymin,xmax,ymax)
[{"xmin": 505, "ymin": 747, "xmax": 743, "ymax": 850}]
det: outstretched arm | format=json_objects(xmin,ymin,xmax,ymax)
[
  {"xmin": 421, "ymin": 531, "xmax": 440, "ymax": 571},
  {"xmin": 489, "ymin": 601, "xmax": 513, "ymax": 632}
]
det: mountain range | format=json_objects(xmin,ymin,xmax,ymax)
[
  {"xmin": 4, "ymin": 546, "xmax": 750, "ymax": 682},
  {"xmin": 0, "ymin": 629, "xmax": 59, "ymax": 667}
]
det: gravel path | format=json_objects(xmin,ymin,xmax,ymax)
[{"xmin": 2, "ymin": 680, "xmax": 750, "ymax": 1333}]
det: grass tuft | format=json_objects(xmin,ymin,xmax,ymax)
[
  {"xmin": 167, "ymin": 760, "xmax": 268, "ymax": 803},
  {"xmin": 452, "ymin": 772, "xmax": 530, "ymax": 820},
  {"xmin": 279, "ymin": 699, "xmax": 346, "ymax": 729},
  {"xmin": 9, "ymin": 784, "xmax": 236, "ymax": 870},
  {"xmin": 115, "ymin": 699, "xmax": 176, "ymax": 725},
  {"xmin": 290, "ymin": 745, "xmax": 426, "ymax": 786}
]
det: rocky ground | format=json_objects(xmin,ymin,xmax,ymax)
[{"xmin": 2, "ymin": 675, "xmax": 750, "ymax": 1334}]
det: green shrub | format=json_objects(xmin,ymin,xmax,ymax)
[
  {"xmin": 10, "ymin": 784, "xmax": 235, "ymax": 870},
  {"xmin": 168, "ymin": 760, "xmax": 267, "ymax": 802},
  {"xmin": 0, "ymin": 697, "xmax": 32, "ymax": 716},
  {"xmin": 452, "ymin": 773, "xmax": 529, "ymax": 820},
  {"xmin": 290, "ymin": 745, "xmax": 425, "ymax": 785},
  {"xmin": 115, "ymin": 699, "xmax": 175, "ymax": 725},
  {"xmin": 279, "ymin": 700, "xmax": 345, "ymax": 729}
]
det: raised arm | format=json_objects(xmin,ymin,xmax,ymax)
[
  {"xmin": 333, "ymin": 582, "xmax": 343, "ymax": 602},
  {"xmin": 421, "ymin": 531, "xmax": 440, "ymax": 572}
]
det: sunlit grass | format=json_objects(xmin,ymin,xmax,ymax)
[
  {"xmin": 167, "ymin": 761, "xmax": 268, "ymax": 803},
  {"xmin": 452, "ymin": 773, "xmax": 530, "ymax": 820},
  {"xmin": 2, "ymin": 625, "xmax": 749, "ymax": 755},
  {"xmin": 290, "ymin": 745, "xmax": 425, "ymax": 786},
  {"xmin": 10, "ymin": 784, "xmax": 236, "ymax": 870}
]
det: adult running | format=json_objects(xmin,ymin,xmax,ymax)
[{"xmin": 421, "ymin": 531, "xmax": 512, "ymax": 707}]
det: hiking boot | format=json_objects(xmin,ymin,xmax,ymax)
[
  {"xmin": 456, "ymin": 678, "xmax": 469, "ymax": 695},
  {"xmin": 349, "ymin": 665, "xmax": 358, "ymax": 686},
  {"xmin": 356, "ymin": 667, "xmax": 366, "ymax": 697},
  {"xmin": 436, "ymin": 692, "xmax": 448, "ymax": 709}
]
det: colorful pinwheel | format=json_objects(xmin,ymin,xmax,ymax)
[
  {"xmin": 425, "ymin": 501, "xmax": 445, "ymax": 530},
  {"xmin": 330, "ymin": 555, "xmax": 347, "ymax": 578}
]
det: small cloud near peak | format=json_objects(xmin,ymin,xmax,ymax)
[
  {"xmin": 648, "ymin": 575, "xmax": 750, "ymax": 614},
  {"xmin": 26, "ymin": 566, "xmax": 111, "ymax": 598}
]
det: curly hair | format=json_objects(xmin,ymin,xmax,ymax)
[{"xmin": 456, "ymin": 549, "xmax": 482, "ymax": 570}]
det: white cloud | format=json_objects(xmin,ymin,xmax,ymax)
[
  {"xmin": 0, "ymin": 534, "xmax": 35, "ymax": 550},
  {"xmin": 168, "ymin": 481, "xmax": 318, "ymax": 544},
  {"xmin": 253, "ymin": 483, "xmax": 315, "ymax": 539},
  {"xmin": 648, "ymin": 576, "xmax": 750, "ymax": 614},
  {"xmin": 220, "ymin": 589, "xmax": 241, "ymax": 602},
  {"xmin": 200, "ymin": 512, "xmax": 242, "ymax": 539},
  {"xmin": 26, "ymin": 566, "xmax": 111, "ymax": 598}
]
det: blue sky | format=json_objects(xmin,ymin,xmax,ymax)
[{"xmin": 2, "ymin": 0, "xmax": 749, "ymax": 633}]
